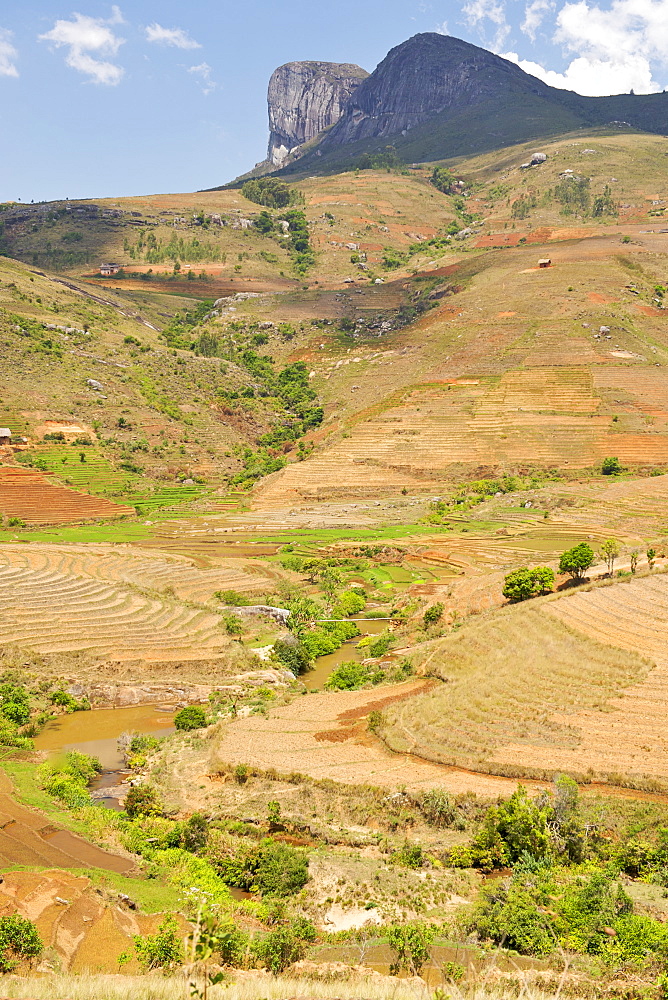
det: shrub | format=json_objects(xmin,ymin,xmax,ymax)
[
  {"xmin": 181, "ymin": 812, "xmax": 208, "ymax": 854},
  {"xmin": 174, "ymin": 705, "xmax": 207, "ymax": 730},
  {"xmin": 420, "ymin": 789, "xmax": 457, "ymax": 827},
  {"xmin": 423, "ymin": 602, "xmax": 444, "ymax": 626},
  {"xmin": 134, "ymin": 915, "xmax": 183, "ymax": 971},
  {"xmin": 602, "ymin": 456, "xmax": 622, "ymax": 475},
  {"xmin": 124, "ymin": 783, "xmax": 162, "ymax": 817},
  {"xmin": 559, "ymin": 543, "xmax": 595, "ymax": 581},
  {"xmin": 216, "ymin": 589, "xmax": 249, "ymax": 606},
  {"xmin": 332, "ymin": 590, "xmax": 366, "ymax": 617},
  {"xmin": 387, "ymin": 921, "xmax": 436, "ymax": 975},
  {"xmin": 215, "ymin": 838, "xmax": 309, "ymax": 897},
  {"xmin": 324, "ymin": 660, "xmax": 383, "ymax": 691},
  {"xmin": 253, "ymin": 918, "xmax": 316, "ymax": 973},
  {"xmin": 503, "ymin": 566, "xmax": 554, "ymax": 602},
  {"xmin": 0, "ymin": 915, "xmax": 42, "ymax": 972},
  {"xmin": 272, "ymin": 637, "xmax": 311, "ymax": 676}
]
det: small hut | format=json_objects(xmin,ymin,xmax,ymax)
[
  {"xmin": 0, "ymin": 428, "xmax": 11, "ymax": 445},
  {"xmin": 538, "ymin": 258, "xmax": 552, "ymax": 268}
]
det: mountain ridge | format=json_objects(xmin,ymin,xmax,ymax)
[{"xmin": 265, "ymin": 33, "xmax": 668, "ymax": 175}]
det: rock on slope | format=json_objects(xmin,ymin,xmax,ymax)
[{"xmin": 267, "ymin": 60, "xmax": 368, "ymax": 165}]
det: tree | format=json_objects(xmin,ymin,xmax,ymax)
[
  {"xmin": 387, "ymin": 921, "xmax": 436, "ymax": 976},
  {"xmin": 599, "ymin": 539, "xmax": 620, "ymax": 576},
  {"xmin": 0, "ymin": 915, "xmax": 42, "ymax": 972},
  {"xmin": 559, "ymin": 543, "xmax": 594, "ymax": 581},
  {"xmin": 602, "ymin": 456, "xmax": 621, "ymax": 475},
  {"xmin": 124, "ymin": 783, "xmax": 161, "ymax": 818},
  {"xmin": 630, "ymin": 549, "xmax": 639, "ymax": 573},
  {"xmin": 503, "ymin": 566, "xmax": 555, "ymax": 602},
  {"xmin": 175, "ymin": 705, "xmax": 207, "ymax": 730},
  {"xmin": 647, "ymin": 547, "xmax": 657, "ymax": 570}
]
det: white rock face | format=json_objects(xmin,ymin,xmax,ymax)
[{"xmin": 267, "ymin": 61, "xmax": 368, "ymax": 166}]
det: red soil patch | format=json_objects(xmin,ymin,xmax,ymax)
[
  {"xmin": 497, "ymin": 311, "xmax": 517, "ymax": 317},
  {"xmin": 0, "ymin": 468, "xmax": 133, "ymax": 524},
  {"xmin": 636, "ymin": 304, "xmax": 665, "ymax": 317},
  {"xmin": 588, "ymin": 292, "xmax": 612, "ymax": 304}
]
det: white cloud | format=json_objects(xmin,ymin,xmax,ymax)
[
  {"xmin": 462, "ymin": 0, "xmax": 511, "ymax": 50},
  {"xmin": 39, "ymin": 7, "xmax": 125, "ymax": 85},
  {"xmin": 521, "ymin": 0, "xmax": 555, "ymax": 40},
  {"xmin": 188, "ymin": 61, "xmax": 216, "ymax": 95},
  {"xmin": 435, "ymin": 19, "xmax": 450, "ymax": 33},
  {"xmin": 0, "ymin": 28, "xmax": 18, "ymax": 78},
  {"xmin": 146, "ymin": 23, "xmax": 201, "ymax": 49},
  {"xmin": 503, "ymin": 0, "xmax": 668, "ymax": 95}
]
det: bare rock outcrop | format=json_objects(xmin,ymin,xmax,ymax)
[{"xmin": 267, "ymin": 61, "xmax": 368, "ymax": 166}]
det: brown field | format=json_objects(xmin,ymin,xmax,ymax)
[
  {"xmin": 0, "ymin": 468, "xmax": 133, "ymax": 524},
  {"xmin": 381, "ymin": 574, "xmax": 668, "ymax": 786},
  {"xmin": 0, "ymin": 543, "xmax": 261, "ymax": 664},
  {"xmin": 0, "ymin": 772, "xmax": 132, "ymax": 873},
  {"xmin": 0, "ymin": 867, "xmax": 186, "ymax": 974},
  {"xmin": 203, "ymin": 681, "xmax": 544, "ymax": 799}
]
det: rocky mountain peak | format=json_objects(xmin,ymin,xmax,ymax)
[{"xmin": 267, "ymin": 60, "xmax": 368, "ymax": 166}]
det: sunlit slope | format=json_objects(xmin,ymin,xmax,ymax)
[{"xmin": 380, "ymin": 573, "xmax": 668, "ymax": 787}]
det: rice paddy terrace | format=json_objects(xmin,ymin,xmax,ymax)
[
  {"xmin": 0, "ymin": 543, "xmax": 283, "ymax": 666},
  {"xmin": 0, "ymin": 467, "xmax": 133, "ymax": 524}
]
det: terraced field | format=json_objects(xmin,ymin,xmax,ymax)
[
  {"xmin": 0, "ymin": 544, "xmax": 261, "ymax": 661},
  {"xmin": 0, "ymin": 866, "xmax": 180, "ymax": 973},
  {"xmin": 375, "ymin": 572, "xmax": 668, "ymax": 786},
  {"xmin": 0, "ymin": 468, "xmax": 133, "ymax": 523},
  {"xmin": 254, "ymin": 367, "xmax": 668, "ymax": 504},
  {"xmin": 0, "ymin": 542, "xmax": 278, "ymax": 604}
]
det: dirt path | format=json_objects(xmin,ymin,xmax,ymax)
[{"xmin": 211, "ymin": 681, "xmax": 541, "ymax": 796}]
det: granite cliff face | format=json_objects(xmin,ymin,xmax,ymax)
[
  {"xmin": 318, "ymin": 33, "xmax": 551, "ymax": 149},
  {"xmin": 267, "ymin": 61, "xmax": 368, "ymax": 166}
]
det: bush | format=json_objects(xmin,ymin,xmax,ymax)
[
  {"xmin": 423, "ymin": 602, "xmax": 444, "ymax": 626},
  {"xmin": 272, "ymin": 637, "xmax": 311, "ymax": 676},
  {"xmin": 124, "ymin": 783, "xmax": 162, "ymax": 817},
  {"xmin": 216, "ymin": 589, "xmax": 249, "ymax": 606},
  {"xmin": 215, "ymin": 838, "xmax": 309, "ymax": 897},
  {"xmin": 324, "ymin": 660, "xmax": 383, "ymax": 691},
  {"xmin": 0, "ymin": 915, "xmax": 42, "ymax": 972},
  {"xmin": 420, "ymin": 789, "xmax": 457, "ymax": 827},
  {"xmin": 181, "ymin": 812, "xmax": 208, "ymax": 854},
  {"xmin": 559, "ymin": 543, "xmax": 594, "ymax": 581},
  {"xmin": 174, "ymin": 705, "xmax": 207, "ymax": 730},
  {"xmin": 387, "ymin": 921, "xmax": 436, "ymax": 975},
  {"xmin": 253, "ymin": 918, "xmax": 316, "ymax": 973},
  {"xmin": 602, "ymin": 456, "xmax": 622, "ymax": 475},
  {"xmin": 134, "ymin": 915, "xmax": 183, "ymax": 971},
  {"xmin": 503, "ymin": 566, "xmax": 554, "ymax": 601},
  {"xmin": 332, "ymin": 590, "xmax": 366, "ymax": 617}
]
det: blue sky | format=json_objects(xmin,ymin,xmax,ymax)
[{"xmin": 1, "ymin": 0, "xmax": 667, "ymax": 202}]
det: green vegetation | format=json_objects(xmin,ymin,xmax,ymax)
[
  {"xmin": 174, "ymin": 706, "xmax": 208, "ymax": 731},
  {"xmin": 241, "ymin": 178, "xmax": 303, "ymax": 209},
  {"xmin": 502, "ymin": 566, "xmax": 555, "ymax": 602},
  {"xmin": 559, "ymin": 542, "xmax": 595, "ymax": 580},
  {"xmin": 133, "ymin": 915, "xmax": 184, "ymax": 972},
  {"xmin": 212, "ymin": 838, "xmax": 309, "ymax": 897},
  {"xmin": 0, "ymin": 915, "xmax": 42, "ymax": 973},
  {"xmin": 324, "ymin": 660, "xmax": 384, "ymax": 690},
  {"xmin": 602, "ymin": 455, "xmax": 622, "ymax": 475}
]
